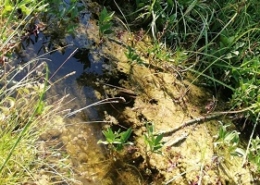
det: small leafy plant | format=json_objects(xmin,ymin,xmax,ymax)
[
  {"xmin": 144, "ymin": 122, "xmax": 164, "ymax": 154},
  {"xmin": 98, "ymin": 7, "xmax": 114, "ymax": 38},
  {"xmin": 98, "ymin": 127, "xmax": 132, "ymax": 151},
  {"xmin": 44, "ymin": 0, "xmax": 83, "ymax": 34},
  {"xmin": 214, "ymin": 122, "xmax": 240, "ymax": 154},
  {"xmin": 125, "ymin": 46, "xmax": 144, "ymax": 65},
  {"xmin": 246, "ymin": 136, "xmax": 260, "ymax": 170}
]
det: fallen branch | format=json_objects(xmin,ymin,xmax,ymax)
[
  {"xmin": 155, "ymin": 106, "xmax": 255, "ymax": 136},
  {"xmin": 155, "ymin": 113, "xmax": 223, "ymax": 136}
]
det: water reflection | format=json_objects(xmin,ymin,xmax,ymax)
[
  {"xmin": 10, "ymin": 5, "xmax": 143, "ymax": 183},
  {"xmin": 12, "ymin": 12, "xmax": 119, "ymax": 183}
]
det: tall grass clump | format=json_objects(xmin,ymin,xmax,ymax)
[
  {"xmin": 102, "ymin": 0, "xmax": 260, "ymax": 116},
  {"xmin": 0, "ymin": 62, "xmax": 74, "ymax": 184},
  {"xmin": 0, "ymin": 0, "xmax": 78, "ymax": 184},
  {"xmin": 193, "ymin": 1, "xmax": 260, "ymax": 114}
]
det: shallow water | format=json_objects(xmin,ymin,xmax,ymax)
[{"xmin": 10, "ymin": 10, "xmax": 129, "ymax": 184}]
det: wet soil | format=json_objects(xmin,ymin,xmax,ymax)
[{"xmin": 77, "ymin": 2, "xmax": 255, "ymax": 184}]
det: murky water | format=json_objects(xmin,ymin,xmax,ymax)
[{"xmin": 10, "ymin": 8, "xmax": 136, "ymax": 184}]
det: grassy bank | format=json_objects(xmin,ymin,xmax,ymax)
[
  {"xmin": 0, "ymin": 0, "xmax": 79, "ymax": 184},
  {"xmin": 101, "ymin": 0, "xmax": 260, "ymax": 115},
  {"xmin": 0, "ymin": 62, "xmax": 74, "ymax": 184}
]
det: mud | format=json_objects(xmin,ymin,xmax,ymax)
[{"xmin": 81, "ymin": 6, "xmax": 254, "ymax": 184}]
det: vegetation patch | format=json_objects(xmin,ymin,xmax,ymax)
[
  {"xmin": 0, "ymin": 0, "xmax": 82, "ymax": 184},
  {"xmin": 2, "ymin": 0, "xmax": 260, "ymax": 184}
]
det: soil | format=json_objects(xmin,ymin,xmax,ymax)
[{"xmin": 79, "ymin": 4, "xmax": 255, "ymax": 184}]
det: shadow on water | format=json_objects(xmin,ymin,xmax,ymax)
[{"xmin": 9, "ymin": 10, "xmax": 142, "ymax": 184}]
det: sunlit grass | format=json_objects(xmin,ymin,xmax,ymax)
[
  {"xmin": 0, "ymin": 1, "xmax": 77, "ymax": 184},
  {"xmin": 0, "ymin": 60, "xmax": 77, "ymax": 184}
]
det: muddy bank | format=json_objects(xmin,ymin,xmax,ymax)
[{"xmin": 80, "ymin": 5, "xmax": 255, "ymax": 184}]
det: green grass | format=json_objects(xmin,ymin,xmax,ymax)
[
  {"xmin": 0, "ymin": 61, "xmax": 75, "ymax": 184},
  {"xmin": 106, "ymin": 0, "xmax": 260, "ymax": 116}
]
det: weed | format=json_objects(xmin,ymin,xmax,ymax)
[
  {"xmin": 0, "ymin": 60, "xmax": 76, "ymax": 184},
  {"xmin": 214, "ymin": 124, "xmax": 239, "ymax": 150},
  {"xmin": 214, "ymin": 122, "xmax": 240, "ymax": 154},
  {"xmin": 98, "ymin": 7, "xmax": 114, "ymax": 38},
  {"xmin": 246, "ymin": 136, "xmax": 260, "ymax": 171},
  {"xmin": 240, "ymin": 113, "xmax": 260, "ymax": 170},
  {"xmin": 98, "ymin": 127, "xmax": 133, "ymax": 151},
  {"xmin": 2, "ymin": 0, "xmax": 48, "ymax": 17},
  {"xmin": 125, "ymin": 46, "xmax": 144, "ymax": 65},
  {"xmin": 144, "ymin": 122, "xmax": 164, "ymax": 154},
  {"xmin": 147, "ymin": 41, "xmax": 171, "ymax": 63},
  {"xmin": 142, "ymin": 122, "xmax": 164, "ymax": 171},
  {"xmin": 43, "ymin": 0, "xmax": 83, "ymax": 34}
]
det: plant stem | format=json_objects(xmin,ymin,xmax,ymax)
[
  {"xmin": 65, "ymin": 97, "xmax": 126, "ymax": 118},
  {"xmin": 242, "ymin": 113, "xmax": 260, "ymax": 166}
]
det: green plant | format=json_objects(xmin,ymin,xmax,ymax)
[
  {"xmin": 125, "ymin": 46, "xmax": 144, "ymax": 65},
  {"xmin": 0, "ymin": 60, "xmax": 75, "ymax": 184},
  {"xmin": 246, "ymin": 136, "xmax": 260, "ymax": 171},
  {"xmin": 146, "ymin": 41, "xmax": 172, "ymax": 63},
  {"xmin": 0, "ymin": 1, "xmax": 78, "ymax": 183},
  {"xmin": 2, "ymin": 0, "xmax": 48, "ymax": 16},
  {"xmin": 98, "ymin": 127, "xmax": 133, "ymax": 151},
  {"xmin": 238, "ymin": 113, "xmax": 260, "ymax": 171},
  {"xmin": 143, "ymin": 122, "xmax": 164, "ymax": 170},
  {"xmin": 144, "ymin": 122, "xmax": 164, "ymax": 154},
  {"xmin": 191, "ymin": 1, "xmax": 260, "ymax": 117},
  {"xmin": 43, "ymin": 0, "xmax": 83, "ymax": 34},
  {"xmin": 214, "ymin": 122, "xmax": 240, "ymax": 155},
  {"xmin": 98, "ymin": 7, "xmax": 114, "ymax": 38}
]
